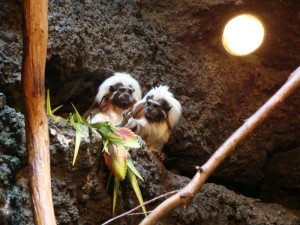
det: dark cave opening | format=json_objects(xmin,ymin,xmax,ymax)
[{"xmin": 45, "ymin": 59, "xmax": 113, "ymax": 116}]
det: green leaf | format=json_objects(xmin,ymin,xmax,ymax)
[
  {"xmin": 46, "ymin": 90, "xmax": 63, "ymax": 118},
  {"xmin": 90, "ymin": 121, "xmax": 110, "ymax": 129},
  {"xmin": 103, "ymin": 139, "xmax": 109, "ymax": 154},
  {"xmin": 68, "ymin": 113, "xmax": 83, "ymax": 166},
  {"xmin": 127, "ymin": 168, "xmax": 147, "ymax": 216},
  {"xmin": 71, "ymin": 103, "xmax": 83, "ymax": 124},
  {"xmin": 80, "ymin": 116, "xmax": 92, "ymax": 127},
  {"xmin": 94, "ymin": 123, "xmax": 140, "ymax": 149},
  {"xmin": 112, "ymin": 177, "xmax": 120, "ymax": 216},
  {"xmin": 51, "ymin": 105, "xmax": 63, "ymax": 114},
  {"xmin": 46, "ymin": 89, "xmax": 52, "ymax": 116},
  {"xmin": 127, "ymin": 157, "xmax": 143, "ymax": 181},
  {"xmin": 72, "ymin": 127, "xmax": 82, "ymax": 165},
  {"xmin": 103, "ymin": 144, "xmax": 128, "ymax": 181},
  {"xmin": 118, "ymin": 127, "xmax": 141, "ymax": 149},
  {"xmin": 69, "ymin": 115, "xmax": 83, "ymax": 134},
  {"xmin": 109, "ymin": 124, "xmax": 119, "ymax": 134},
  {"xmin": 93, "ymin": 123, "xmax": 125, "ymax": 148}
]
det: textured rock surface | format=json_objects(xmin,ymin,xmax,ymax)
[
  {"xmin": 1, "ymin": 106, "xmax": 299, "ymax": 224},
  {"xmin": 0, "ymin": 93, "xmax": 6, "ymax": 109},
  {"xmin": 1, "ymin": 0, "xmax": 300, "ymax": 223}
]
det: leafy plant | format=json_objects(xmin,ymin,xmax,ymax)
[
  {"xmin": 46, "ymin": 90, "xmax": 63, "ymax": 119},
  {"xmin": 46, "ymin": 91, "xmax": 146, "ymax": 216},
  {"xmin": 69, "ymin": 108, "xmax": 146, "ymax": 215}
]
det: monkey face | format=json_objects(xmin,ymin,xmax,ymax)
[
  {"xmin": 144, "ymin": 96, "xmax": 171, "ymax": 123},
  {"xmin": 109, "ymin": 83, "xmax": 135, "ymax": 109}
]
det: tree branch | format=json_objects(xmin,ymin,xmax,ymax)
[
  {"xmin": 102, "ymin": 190, "xmax": 178, "ymax": 225},
  {"xmin": 139, "ymin": 66, "xmax": 300, "ymax": 225},
  {"xmin": 22, "ymin": 0, "xmax": 56, "ymax": 224}
]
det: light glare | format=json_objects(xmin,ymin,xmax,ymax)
[{"xmin": 222, "ymin": 14, "xmax": 264, "ymax": 56}]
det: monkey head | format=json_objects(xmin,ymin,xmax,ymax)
[
  {"xmin": 84, "ymin": 72, "xmax": 142, "ymax": 123},
  {"xmin": 133, "ymin": 85, "xmax": 181, "ymax": 128},
  {"xmin": 109, "ymin": 83, "xmax": 136, "ymax": 109},
  {"xmin": 127, "ymin": 85, "xmax": 182, "ymax": 158},
  {"xmin": 143, "ymin": 95, "xmax": 171, "ymax": 123},
  {"xmin": 94, "ymin": 72, "xmax": 142, "ymax": 110}
]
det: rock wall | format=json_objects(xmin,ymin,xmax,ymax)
[
  {"xmin": 0, "ymin": 104, "xmax": 299, "ymax": 224},
  {"xmin": 1, "ymin": 0, "xmax": 300, "ymax": 223}
]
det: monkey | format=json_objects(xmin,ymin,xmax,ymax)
[
  {"xmin": 84, "ymin": 72, "xmax": 142, "ymax": 125},
  {"xmin": 123, "ymin": 85, "xmax": 182, "ymax": 160}
]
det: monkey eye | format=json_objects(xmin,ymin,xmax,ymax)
[
  {"xmin": 118, "ymin": 87, "xmax": 126, "ymax": 93},
  {"xmin": 119, "ymin": 87, "xmax": 133, "ymax": 95}
]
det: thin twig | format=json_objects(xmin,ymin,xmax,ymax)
[
  {"xmin": 139, "ymin": 66, "xmax": 300, "ymax": 225},
  {"xmin": 128, "ymin": 211, "xmax": 153, "ymax": 216},
  {"xmin": 101, "ymin": 190, "xmax": 178, "ymax": 225}
]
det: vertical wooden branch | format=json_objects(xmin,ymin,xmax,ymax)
[
  {"xmin": 22, "ymin": 0, "xmax": 56, "ymax": 225},
  {"xmin": 139, "ymin": 66, "xmax": 300, "ymax": 225}
]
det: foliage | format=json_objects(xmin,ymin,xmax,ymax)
[
  {"xmin": 46, "ymin": 91, "xmax": 146, "ymax": 216},
  {"xmin": 46, "ymin": 90, "xmax": 63, "ymax": 121}
]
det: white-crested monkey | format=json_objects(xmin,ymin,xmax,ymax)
[
  {"xmin": 85, "ymin": 72, "xmax": 142, "ymax": 125},
  {"xmin": 124, "ymin": 85, "xmax": 182, "ymax": 160}
]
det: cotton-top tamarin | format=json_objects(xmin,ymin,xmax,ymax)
[
  {"xmin": 84, "ymin": 72, "xmax": 142, "ymax": 125},
  {"xmin": 124, "ymin": 85, "xmax": 182, "ymax": 160}
]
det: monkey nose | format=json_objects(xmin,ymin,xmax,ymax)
[
  {"xmin": 120, "ymin": 93, "xmax": 130, "ymax": 101},
  {"xmin": 122, "ymin": 93, "xmax": 130, "ymax": 98}
]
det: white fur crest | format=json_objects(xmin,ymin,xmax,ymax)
[{"xmin": 94, "ymin": 72, "xmax": 142, "ymax": 103}]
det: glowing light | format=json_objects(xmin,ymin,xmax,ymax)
[{"xmin": 222, "ymin": 14, "xmax": 265, "ymax": 56}]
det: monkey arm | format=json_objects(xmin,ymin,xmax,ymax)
[
  {"xmin": 124, "ymin": 119, "xmax": 138, "ymax": 132},
  {"xmin": 115, "ymin": 109, "xmax": 133, "ymax": 127},
  {"xmin": 116, "ymin": 116, "xmax": 145, "ymax": 147}
]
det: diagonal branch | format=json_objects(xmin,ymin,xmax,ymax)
[
  {"xmin": 102, "ymin": 190, "xmax": 178, "ymax": 225},
  {"xmin": 139, "ymin": 66, "xmax": 300, "ymax": 225}
]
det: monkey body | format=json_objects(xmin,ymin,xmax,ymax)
[
  {"xmin": 85, "ymin": 72, "xmax": 141, "ymax": 125},
  {"xmin": 131, "ymin": 116, "xmax": 171, "ymax": 153},
  {"xmin": 89, "ymin": 104, "xmax": 127, "ymax": 125},
  {"xmin": 126, "ymin": 85, "xmax": 182, "ymax": 156}
]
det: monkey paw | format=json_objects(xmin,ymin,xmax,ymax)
[
  {"xmin": 116, "ymin": 109, "xmax": 133, "ymax": 127},
  {"xmin": 122, "ymin": 109, "xmax": 133, "ymax": 124}
]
